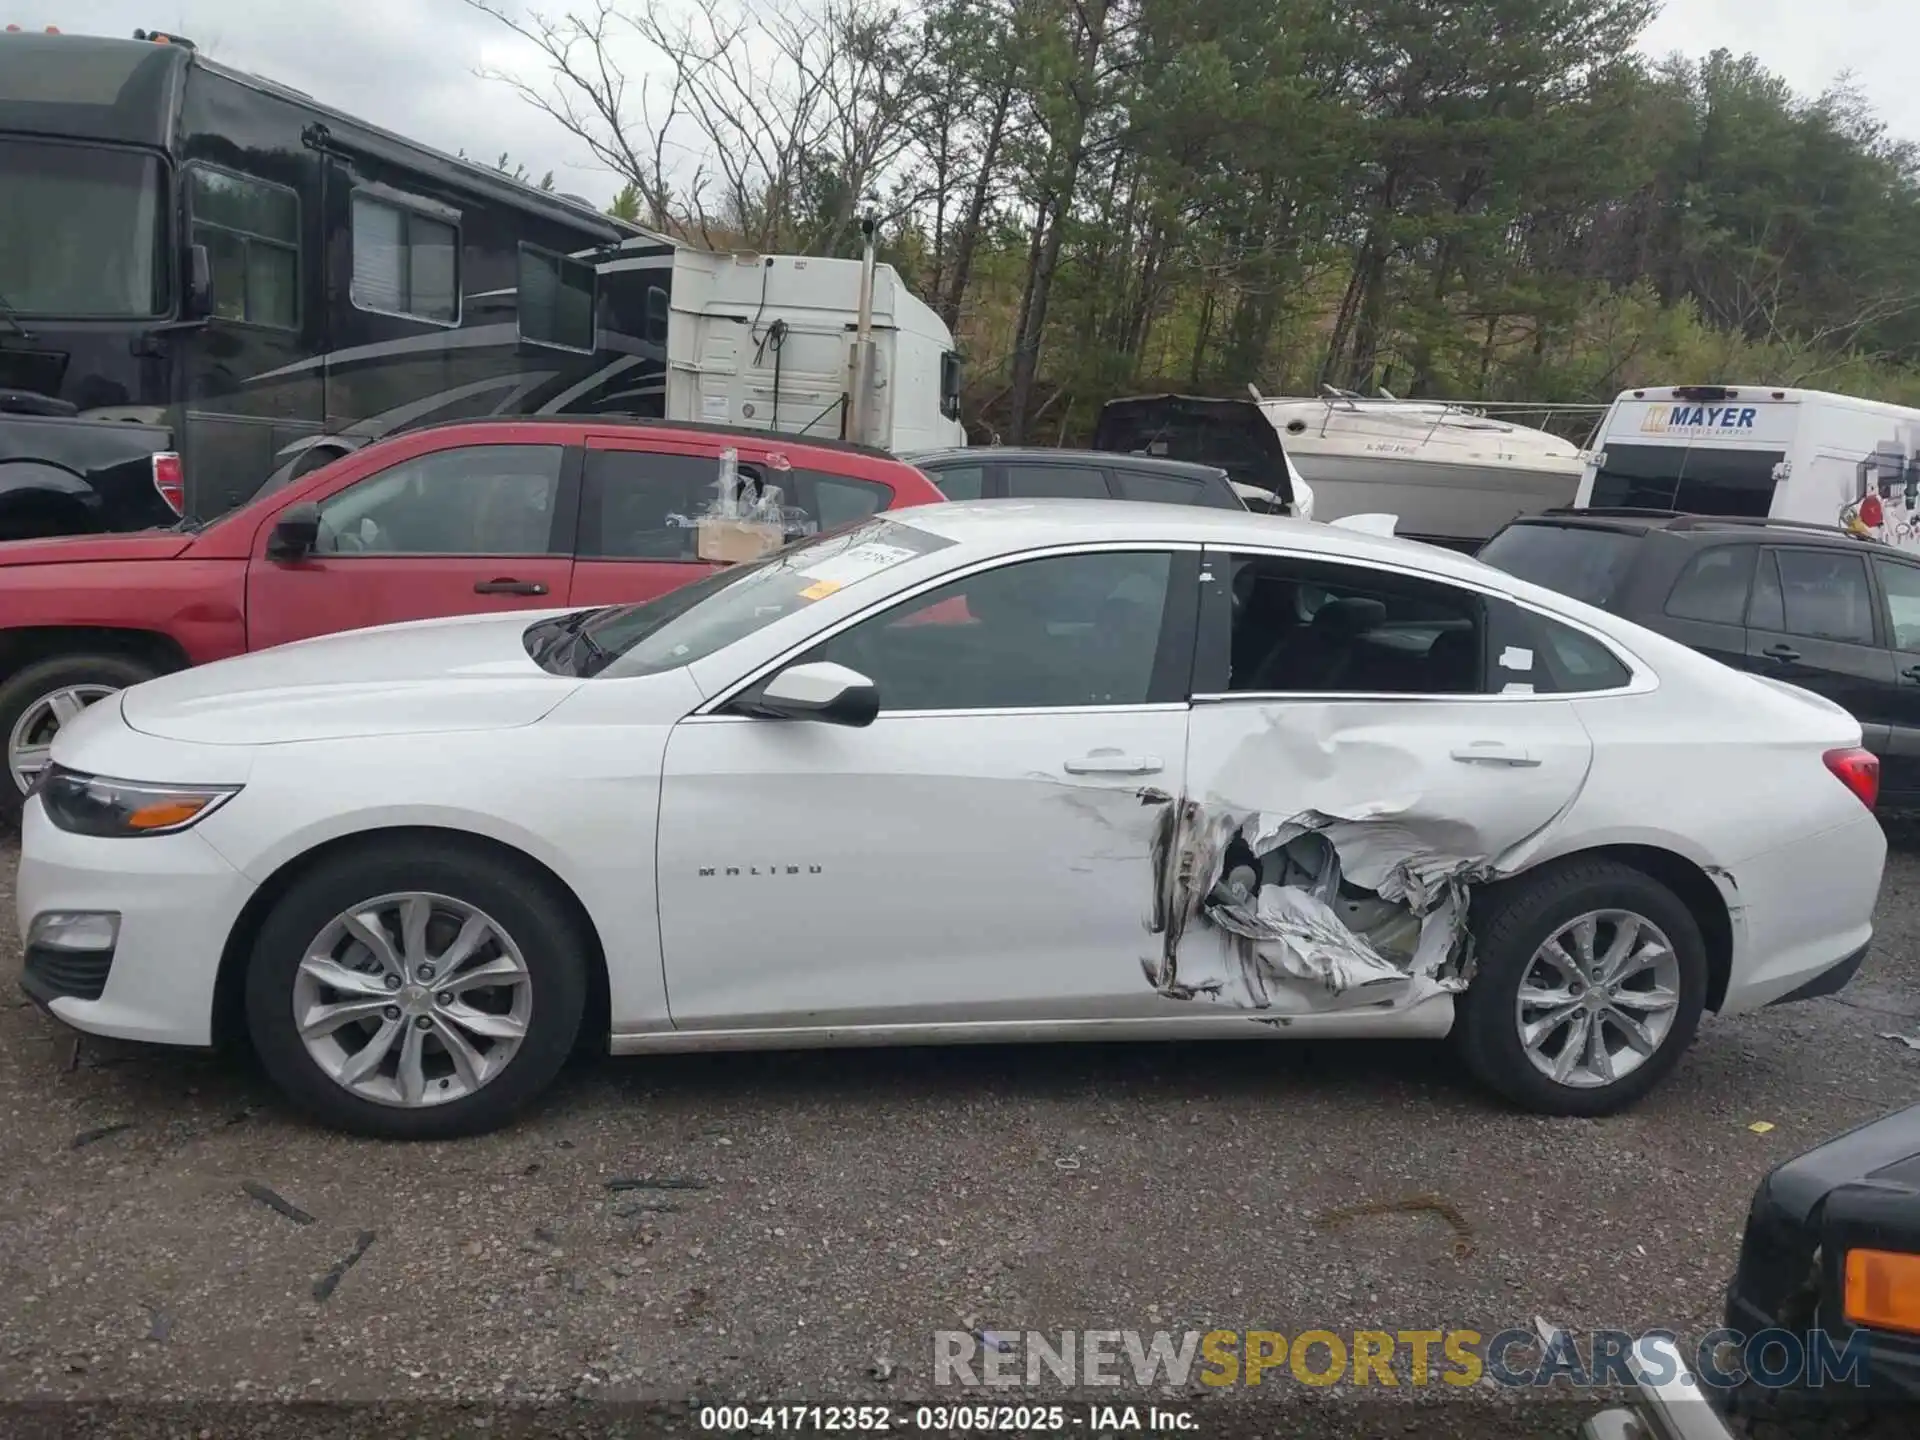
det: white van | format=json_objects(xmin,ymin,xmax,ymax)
[{"xmin": 1576, "ymin": 385, "xmax": 1920, "ymax": 550}]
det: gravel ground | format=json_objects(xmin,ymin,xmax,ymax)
[{"xmin": 2, "ymin": 834, "xmax": 1918, "ymax": 1439}]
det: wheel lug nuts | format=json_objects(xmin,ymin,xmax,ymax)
[
  {"xmin": 383, "ymin": 1005, "xmax": 401, "ymax": 1020},
  {"xmin": 437, "ymin": 992, "xmax": 453, "ymax": 1006},
  {"xmin": 384, "ymin": 975, "xmax": 402, "ymax": 991},
  {"xmin": 415, "ymin": 1015, "xmax": 431, "ymax": 1030},
  {"xmin": 417, "ymin": 964, "xmax": 435, "ymax": 981}
]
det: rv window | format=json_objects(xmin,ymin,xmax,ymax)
[
  {"xmin": 518, "ymin": 243, "xmax": 596, "ymax": 352},
  {"xmin": 0, "ymin": 139, "xmax": 166, "ymax": 319},
  {"xmin": 1587, "ymin": 442, "xmax": 1782, "ymax": 517},
  {"xmin": 351, "ymin": 194, "xmax": 458, "ymax": 325},
  {"xmin": 189, "ymin": 166, "xmax": 299, "ymax": 330}
]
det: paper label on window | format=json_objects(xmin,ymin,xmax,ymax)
[
  {"xmin": 1501, "ymin": 681, "xmax": 1536, "ymax": 695},
  {"xmin": 796, "ymin": 543, "xmax": 918, "ymax": 588},
  {"xmin": 1498, "ymin": 645, "xmax": 1534, "ymax": 672},
  {"xmin": 700, "ymin": 393, "xmax": 730, "ymax": 422}
]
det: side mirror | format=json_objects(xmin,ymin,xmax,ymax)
[
  {"xmin": 750, "ymin": 661, "xmax": 879, "ymax": 727},
  {"xmin": 184, "ymin": 244, "xmax": 213, "ymax": 321},
  {"xmin": 266, "ymin": 502, "xmax": 321, "ymax": 561}
]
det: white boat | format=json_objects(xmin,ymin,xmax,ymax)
[{"xmin": 1256, "ymin": 390, "xmax": 1592, "ymax": 548}]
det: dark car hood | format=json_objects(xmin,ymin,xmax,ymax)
[{"xmin": 1760, "ymin": 1101, "xmax": 1920, "ymax": 1225}]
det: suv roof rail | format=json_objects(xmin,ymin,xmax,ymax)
[
  {"xmin": 1537, "ymin": 506, "xmax": 1686, "ymax": 521},
  {"xmin": 1664, "ymin": 514, "xmax": 1871, "ymax": 541}
]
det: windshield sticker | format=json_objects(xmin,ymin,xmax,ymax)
[
  {"xmin": 1498, "ymin": 646, "xmax": 1534, "ymax": 672},
  {"xmin": 796, "ymin": 542, "xmax": 920, "ymax": 589},
  {"xmin": 799, "ymin": 579, "xmax": 843, "ymax": 601}
]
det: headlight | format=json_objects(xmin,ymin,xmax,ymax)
[{"xmin": 36, "ymin": 764, "xmax": 241, "ymax": 837}]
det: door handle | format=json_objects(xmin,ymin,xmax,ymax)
[
  {"xmin": 474, "ymin": 577, "xmax": 548, "ymax": 596},
  {"xmin": 1762, "ymin": 643, "xmax": 1800, "ymax": 663},
  {"xmin": 1449, "ymin": 743, "xmax": 1541, "ymax": 768},
  {"xmin": 1063, "ymin": 753, "xmax": 1163, "ymax": 776},
  {"xmin": 1903, "ymin": 665, "xmax": 1920, "ymax": 682}
]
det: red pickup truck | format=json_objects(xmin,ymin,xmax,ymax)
[{"xmin": 0, "ymin": 416, "xmax": 946, "ymax": 825}]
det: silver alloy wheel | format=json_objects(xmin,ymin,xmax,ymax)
[
  {"xmin": 7, "ymin": 683, "xmax": 119, "ymax": 795},
  {"xmin": 1514, "ymin": 909, "xmax": 1682, "ymax": 1089},
  {"xmin": 292, "ymin": 892, "xmax": 532, "ymax": 1108}
]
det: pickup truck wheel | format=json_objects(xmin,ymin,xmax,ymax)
[
  {"xmin": 1452, "ymin": 858, "xmax": 1707, "ymax": 1117},
  {"xmin": 1, "ymin": 653, "xmax": 158, "ymax": 827},
  {"xmin": 244, "ymin": 838, "xmax": 589, "ymax": 1139}
]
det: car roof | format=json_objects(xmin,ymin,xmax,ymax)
[
  {"xmin": 891, "ymin": 498, "xmax": 1498, "ymax": 577},
  {"xmin": 1506, "ymin": 509, "xmax": 1890, "ymax": 550},
  {"xmin": 406, "ymin": 414, "xmax": 900, "ymax": 463},
  {"xmin": 906, "ymin": 447, "xmax": 1229, "ymax": 480}
]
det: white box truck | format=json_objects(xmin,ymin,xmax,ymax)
[{"xmin": 1576, "ymin": 385, "xmax": 1920, "ymax": 550}]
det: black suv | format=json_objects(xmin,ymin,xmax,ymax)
[
  {"xmin": 906, "ymin": 447, "xmax": 1247, "ymax": 510},
  {"xmin": 1479, "ymin": 509, "xmax": 1920, "ymax": 808}
]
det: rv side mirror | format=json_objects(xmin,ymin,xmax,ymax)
[
  {"xmin": 184, "ymin": 244, "xmax": 213, "ymax": 320},
  {"xmin": 266, "ymin": 502, "xmax": 321, "ymax": 561}
]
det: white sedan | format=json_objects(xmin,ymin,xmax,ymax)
[{"xmin": 14, "ymin": 502, "xmax": 1887, "ymax": 1138}]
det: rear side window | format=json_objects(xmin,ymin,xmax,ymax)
[
  {"xmin": 1875, "ymin": 559, "xmax": 1920, "ymax": 652},
  {"xmin": 1664, "ymin": 545, "xmax": 1755, "ymax": 626},
  {"xmin": 1004, "ymin": 465, "xmax": 1107, "ymax": 500},
  {"xmin": 1112, "ymin": 470, "xmax": 1204, "ymax": 505},
  {"xmin": 1489, "ymin": 600, "xmax": 1634, "ymax": 694},
  {"xmin": 582, "ymin": 450, "xmax": 890, "ymax": 560},
  {"xmin": 1477, "ymin": 524, "xmax": 1641, "ymax": 608},
  {"xmin": 1755, "ymin": 549, "xmax": 1875, "ymax": 644}
]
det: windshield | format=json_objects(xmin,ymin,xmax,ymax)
[
  {"xmin": 1587, "ymin": 441, "xmax": 1782, "ymax": 517},
  {"xmin": 526, "ymin": 519, "xmax": 953, "ymax": 678},
  {"xmin": 1478, "ymin": 523, "xmax": 1642, "ymax": 609},
  {"xmin": 0, "ymin": 138, "xmax": 167, "ymax": 318}
]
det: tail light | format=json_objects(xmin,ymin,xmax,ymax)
[
  {"xmin": 1824, "ymin": 748, "xmax": 1880, "ymax": 809},
  {"xmin": 151, "ymin": 452, "xmax": 184, "ymax": 516}
]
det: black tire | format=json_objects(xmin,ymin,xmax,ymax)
[
  {"xmin": 1452, "ymin": 857, "xmax": 1708, "ymax": 1117},
  {"xmin": 245, "ymin": 837, "xmax": 590, "ymax": 1140},
  {"xmin": 0, "ymin": 652, "xmax": 158, "ymax": 829}
]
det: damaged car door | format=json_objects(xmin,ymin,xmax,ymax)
[
  {"xmin": 655, "ymin": 545, "xmax": 1200, "ymax": 1030},
  {"xmin": 1150, "ymin": 549, "xmax": 1598, "ymax": 1022}
]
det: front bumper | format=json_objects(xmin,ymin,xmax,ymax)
[{"xmin": 13, "ymin": 797, "xmax": 258, "ymax": 1046}]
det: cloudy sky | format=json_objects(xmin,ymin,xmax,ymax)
[{"xmin": 60, "ymin": 0, "xmax": 1920, "ymax": 208}]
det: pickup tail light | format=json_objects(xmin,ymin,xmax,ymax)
[
  {"xmin": 151, "ymin": 451, "xmax": 184, "ymax": 516},
  {"xmin": 1844, "ymin": 1248, "xmax": 1920, "ymax": 1335},
  {"xmin": 1824, "ymin": 747, "xmax": 1880, "ymax": 810}
]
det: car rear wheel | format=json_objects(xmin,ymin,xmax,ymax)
[
  {"xmin": 1, "ymin": 653, "xmax": 158, "ymax": 828},
  {"xmin": 1453, "ymin": 858, "xmax": 1707, "ymax": 1116},
  {"xmin": 244, "ymin": 839, "xmax": 589, "ymax": 1139}
]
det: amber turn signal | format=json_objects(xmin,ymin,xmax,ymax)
[{"xmin": 1844, "ymin": 1248, "xmax": 1920, "ymax": 1335}]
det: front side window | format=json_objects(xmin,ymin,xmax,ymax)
[
  {"xmin": 0, "ymin": 138, "xmax": 165, "ymax": 317},
  {"xmin": 518, "ymin": 243, "xmax": 595, "ymax": 351},
  {"xmin": 351, "ymin": 194, "xmax": 458, "ymax": 324},
  {"xmin": 190, "ymin": 166, "xmax": 298, "ymax": 329},
  {"xmin": 805, "ymin": 550, "xmax": 1175, "ymax": 711},
  {"xmin": 313, "ymin": 444, "xmax": 562, "ymax": 556},
  {"xmin": 1876, "ymin": 559, "xmax": 1920, "ymax": 652},
  {"xmin": 1219, "ymin": 554, "xmax": 1483, "ymax": 695},
  {"xmin": 1663, "ymin": 545, "xmax": 1755, "ymax": 626},
  {"xmin": 583, "ymin": 449, "xmax": 890, "ymax": 560}
]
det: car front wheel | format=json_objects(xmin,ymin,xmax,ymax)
[
  {"xmin": 1453, "ymin": 857, "xmax": 1708, "ymax": 1116},
  {"xmin": 244, "ymin": 839, "xmax": 589, "ymax": 1139}
]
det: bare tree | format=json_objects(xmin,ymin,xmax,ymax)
[{"xmin": 467, "ymin": 0, "xmax": 932, "ymax": 253}]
